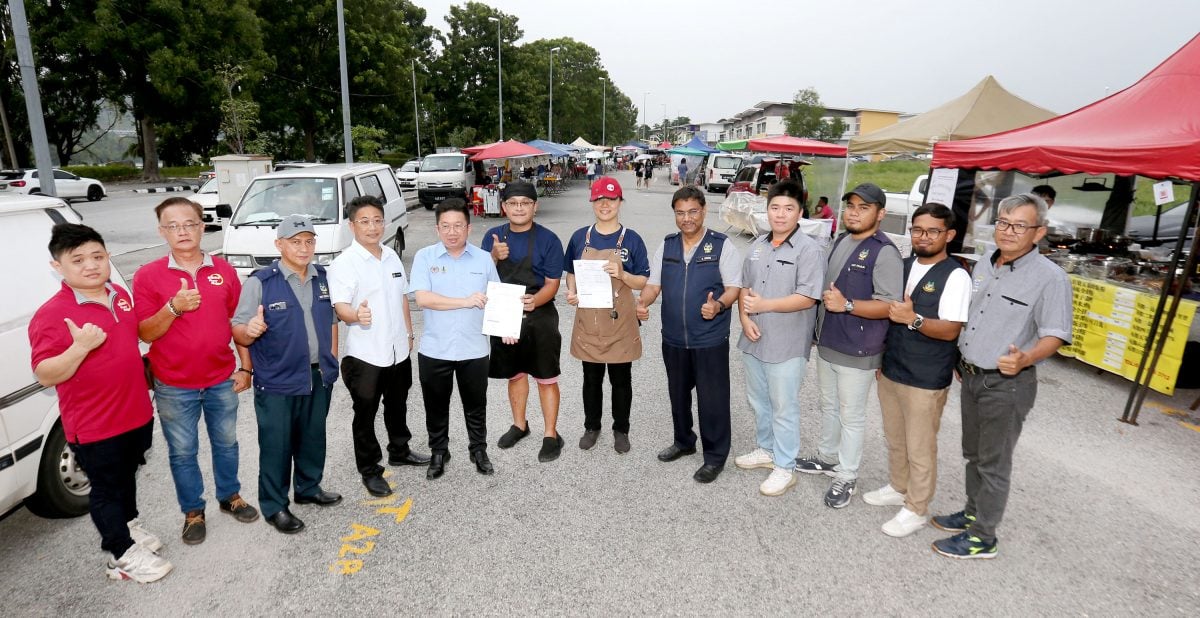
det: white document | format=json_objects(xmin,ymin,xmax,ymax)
[
  {"xmin": 482, "ymin": 281, "xmax": 525, "ymax": 339},
  {"xmin": 1152, "ymin": 180, "xmax": 1175, "ymax": 206},
  {"xmin": 926, "ymin": 168, "xmax": 959, "ymax": 206},
  {"xmin": 573, "ymin": 260, "xmax": 614, "ymax": 309}
]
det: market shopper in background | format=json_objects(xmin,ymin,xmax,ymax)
[
  {"xmin": 481, "ymin": 182, "xmax": 567, "ymax": 463},
  {"xmin": 31, "ymin": 223, "xmax": 172, "ymax": 583},
  {"xmin": 865, "ymin": 203, "xmax": 970, "ymax": 538},
  {"xmin": 638, "ymin": 186, "xmax": 742, "ymax": 484},
  {"xmin": 564, "ymin": 176, "xmax": 650, "ymax": 454},
  {"xmin": 932, "ymin": 193, "xmax": 1072, "ymax": 560},
  {"xmin": 733, "ymin": 180, "xmax": 825, "ymax": 497},
  {"xmin": 134, "ymin": 197, "xmax": 258, "ymax": 546},
  {"xmin": 328, "ymin": 196, "xmax": 429, "ymax": 500},
  {"xmin": 677, "ymin": 158, "xmax": 689, "ymax": 186},
  {"xmin": 797, "ymin": 183, "xmax": 903, "ymax": 508},
  {"xmin": 1030, "ymin": 185, "xmax": 1056, "ymax": 209}
]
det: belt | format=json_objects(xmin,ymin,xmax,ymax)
[{"xmin": 957, "ymin": 359, "xmax": 1031, "ymax": 377}]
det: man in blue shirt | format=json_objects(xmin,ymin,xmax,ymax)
[{"xmin": 409, "ymin": 198, "xmax": 501, "ymax": 479}]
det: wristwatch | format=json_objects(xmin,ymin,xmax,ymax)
[
  {"xmin": 909, "ymin": 314, "xmax": 925, "ymax": 331},
  {"xmin": 843, "ymin": 299, "xmax": 855, "ymax": 314}
]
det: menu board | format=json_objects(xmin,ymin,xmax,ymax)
[{"xmin": 1058, "ymin": 275, "xmax": 1197, "ymax": 395}]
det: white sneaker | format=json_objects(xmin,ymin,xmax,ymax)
[
  {"xmin": 734, "ymin": 448, "xmax": 774, "ymax": 470},
  {"xmin": 881, "ymin": 507, "xmax": 928, "ymax": 538},
  {"xmin": 759, "ymin": 468, "xmax": 797, "ymax": 497},
  {"xmin": 127, "ymin": 518, "xmax": 164, "ymax": 553},
  {"xmin": 106, "ymin": 543, "xmax": 174, "ymax": 583},
  {"xmin": 862, "ymin": 484, "xmax": 906, "ymax": 507}
]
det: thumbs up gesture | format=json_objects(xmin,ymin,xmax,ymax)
[
  {"xmin": 490, "ymin": 234, "xmax": 509, "ymax": 261},
  {"xmin": 889, "ymin": 293, "xmax": 916, "ymax": 324},
  {"xmin": 172, "ymin": 277, "xmax": 202, "ymax": 313},
  {"xmin": 742, "ymin": 288, "xmax": 765, "ymax": 315},
  {"xmin": 822, "ymin": 282, "xmax": 847, "ymax": 311},
  {"xmin": 64, "ymin": 317, "xmax": 106, "ymax": 351},
  {"xmin": 997, "ymin": 343, "xmax": 1028, "ymax": 376},
  {"xmin": 246, "ymin": 305, "xmax": 268, "ymax": 338},
  {"xmin": 700, "ymin": 291, "xmax": 722, "ymax": 320},
  {"xmin": 356, "ymin": 299, "xmax": 372, "ymax": 327},
  {"xmin": 635, "ymin": 300, "xmax": 650, "ymax": 322}
]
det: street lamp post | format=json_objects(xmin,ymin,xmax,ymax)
[
  {"xmin": 642, "ymin": 91, "xmax": 649, "ymax": 142},
  {"xmin": 661, "ymin": 104, "xmax": 667, "ymax": 144},
  {"xmin": 600, "ymin": 77, "xmax": 606, "ymax": 147},
  {"xmin": 411, "ymin": 59, "xmax": 421, "ymax": 158},
  {"xmin": 548, "ymin": 46, "xmax": 561, "ymax": 142},
  {"xmin": 488, "ymin": 16, "xmax": 503, "ymax": 141}
]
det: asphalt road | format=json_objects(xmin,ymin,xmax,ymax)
[{"xmin": 2, "ymin": 172, "xmax": 1198, "ymax": 615}]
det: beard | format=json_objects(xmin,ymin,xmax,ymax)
[{"xmin": 913, "ymin": 244, "xmax": 941, "ymax": 258}]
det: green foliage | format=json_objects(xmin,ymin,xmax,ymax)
[
  {"xmin": 60, "ymin": 164, "xmax": 140, "ymax": 182},
  {"xmin": 846, "ymin": 160, "xmax": 931, "ymax": 193},
  {"xmin": 447, "ymin": 126, "xmax": 478, "ymax": 149},
  {"xmin": 786, "ymin": 87, "xmax": 847, "ymax": 143},
  {"xmin": 351, "ymin": 125, "xmax": 388, "ymax": 161}
]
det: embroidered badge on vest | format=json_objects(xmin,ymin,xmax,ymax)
[
  {"xmin": 703, "ymin": 242, "xmax": 713, "ymax": 254},
  {"xmin": 207, "ymin": 273, "xmax": 224, "ymax": 286},
  {"xmin": 117, "ymin": 298, "xmax": 132, "ymax": 312},
  {"xmin": 857, "ymin": 249, "xmax": 870, "ymax": 261},
  {"xmin": 922, "ymin": 280, "xmax": 936, "ymax": 293}
]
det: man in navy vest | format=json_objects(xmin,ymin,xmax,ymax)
[
  {"xmin": 797, "ymin": 183, "xmax": 903, "ymax": 508},
  {"xmin": 233, "ymin": 214, "xmax": 341, "ymax": 534},
  {"xmin": 863, "ymin": 204, "xmax": 971, "ymax": 537},
  {"xmin": 638, "ymin": 186, "xmax": 742, "ymax": 483}
]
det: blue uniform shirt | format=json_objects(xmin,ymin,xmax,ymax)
[
  {"xmin": 480, "ymin": 223, "xmax": 565, "ymax": 287},
  {"xmin": 408, "ymin": 242, "xmax": 500, "ymax": 361},
  {"xmin": 562, "ymin": 225, "xmax": 651, "ymax": 277}
]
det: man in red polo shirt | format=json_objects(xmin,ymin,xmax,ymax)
[
  {"xmin": 29, "ymin": 223, "xmax": 173, "ymax": 583},
  {"xmin": 134, "ymin": 197, "xmax": 258, "ymax": 546}
]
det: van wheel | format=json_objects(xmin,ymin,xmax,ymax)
[
  {"xmin": 391, "ymin": 229, "xmax": 405, "ymax": 258},
  {"xmin": 24, "ymin": 422, "xmax": 90, "ymax": 518},
  {"xmin": 423, "ymin": 203, "xmax": 433, "ymax": 211},
  {"xmin": 87, "ymin": 185, "xmax": 104, "ymax": 201}
]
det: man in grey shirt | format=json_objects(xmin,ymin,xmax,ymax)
[
  {"xmin": 932, "ymin": 193, "xmax": 1072, "ymax": 560},
  {"xmin": 797, "ymin": 183, "xmax": 904, "ymax": 509}
]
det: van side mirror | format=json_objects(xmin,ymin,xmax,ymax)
[{"xmin": 216, "ymin": 204, "xmax": 233, "ymax": 218}]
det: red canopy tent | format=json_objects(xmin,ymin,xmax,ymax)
[
  {"xmin": 461, "ymin": 141, "xmax": 503, "ymax": 156},
  {"xmin": 468, "ymin": 140, "xmax": 548, "ymax": 161},
  {"xmin": 656, "ymin": 141, "xmax": 672, "ymax": 149},
  {"xmin": 747, "ymin": 135, "xmax": 847, "ymax": 157}
]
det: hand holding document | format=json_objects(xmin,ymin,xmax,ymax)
[
  {"xmin": 482, "ymin": 281, "xmax": 525, "ymax": 338},
  {"xmin": 573, "ymin": 260, "xmax": 614, "ymax": 309}
]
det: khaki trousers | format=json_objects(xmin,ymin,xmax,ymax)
[{"xmin": 876, "ymin": 374, "xmax": 948, "ymax": 516}]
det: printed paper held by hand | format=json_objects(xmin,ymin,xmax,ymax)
[
  {"xmin": 482, "ymin": 281, "xmax": 525, "ymax": 338},
  {"xmin": 573, "ymin": 260, "xmax": 614, "ymax": 309}
]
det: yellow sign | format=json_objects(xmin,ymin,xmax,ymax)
[{"xmin": 1058, "ymin": 275, "xmax": 1198, "ymax": 395}]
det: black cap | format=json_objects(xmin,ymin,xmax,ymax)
[
  {"xmin": 842, "ymin": 183, "xmax": 886, "ymax": 208},
  {"xmin": 500, "ymin": 181, "xmax": 538, "ymax": 202}
]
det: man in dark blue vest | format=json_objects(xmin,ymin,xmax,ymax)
[
  {"xmin": 638, "ymin": 186, "xmax": 742, "ymax": 483},
  {"xmin": 862, "ymin": 204, "xmax": 971, "ymax": 538},
  {"xmin": 233, "ymin": 214, "xmax": 341, "ymax": 534},
  {"xmin": 797, "ymin": 183, "xmax": 903, "ymax": 508}
]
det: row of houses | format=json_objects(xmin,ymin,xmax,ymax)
[{"xmin": 681, "ymin": 101, "xmax": 910, "ymax": 147}]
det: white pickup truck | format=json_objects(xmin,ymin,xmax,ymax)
[{"xmin": 880, "ymin": 174, "xmax": 929, "ymax": 236}]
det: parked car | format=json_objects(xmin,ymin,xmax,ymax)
[
  {"xmin": 726, "ymin": 158, "xmax": 809, "ymax": 206},
  {"xmin": 193, "ymin": 177, "xmax": 220, "ymax": 225},
  {"xmin": 395, "ymin": 159, "xmax": 420, "ymax": 191},
  {"xmin": 198, "ymin": 169, "xmax": 217, "ymax": 183},
  {"xmin": 1125, "ymin": 201, "xmax": 1195, "ymax": 243},
  {"xmin": 0, "ymin": 169, "xmax": 106, "ymax": 202},
  {"xmin": 273, "ymin": 161, "xmax": 322, "ymax": 172},
  {"xmin": 417, "ymin": 153, "xmax": 474, "ymax": 210},
  {"xmin": 701, "ymin": 153, "xmax": 744, "ymax": 193}
]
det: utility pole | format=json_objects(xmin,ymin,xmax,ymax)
[
  {"xmin": 336, "ymin": 0, "xmax": 353, "ymax": 163},
  {"xmin": 411, "ymin": 59, "xmax": 422, "ymax": 158},
  {"xmin": 9, "ymin": 0, "xmax": 54, "ymax": 195},
  {"xmin": 642, "ymin": 92, "xmax": 649, "ymax": 143},
  {"xmin": 600, "ymin": 77, "xmax": 606, "ymax": 147},
  {"xmin": 489, "ymin": 16, "xmax": 503, "ymax": 141},
  {"xmin": 548, "ymin": 46, "xmax": 561, "ymax": 142}
]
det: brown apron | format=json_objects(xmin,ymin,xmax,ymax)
[{"xmin": 570, "ymin": 225, "xmax": 642, "ymax": 363}]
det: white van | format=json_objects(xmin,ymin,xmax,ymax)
[
  {"xmin": 417, "ymin": 152, "xmax": 474, "ymax": 210},
  {"xmin": 702, "ymin": 153, "xmax": 744, "ymax": 193},
  {"xmin": 1, "ymin": 195, "xmax": 130, "ymax": 518},
  {"xmin": 218, "ymin": 163, "xmax": 409, "ymax": 278}
]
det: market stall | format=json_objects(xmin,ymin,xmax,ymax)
[{"xmin": 467, "ymin": 140, "xmax": 550, "ymax": 216}]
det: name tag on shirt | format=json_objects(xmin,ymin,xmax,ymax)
[
  {"xmin": 391, "ymin": 271, "xmax": 404, "ymax": 278},
  {"xmin": 269, "ymin": 301, "xmax": 287, "ymax": 311}
]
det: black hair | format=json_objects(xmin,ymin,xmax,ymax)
[
  {"xmin": 154, "ymin": 196, "xmax": 203, "ymax": 221},
  {"xmin": 767, "ymin": 179, "xmax": 805, "ymax": 206},
  {"xmin": 671, "ymin": 185, "xmax": 706, "ymax": 209},
  {"xmin": 48, "ymin": 223, "xmax": 105, "ymax": 261},
  {"xmin": 911, "ymin": 202, "xmax": 956, "ymax": 228},
  {"xmin": 1031, "ymin": 184, "xmax": 1056, "ymax": 200},
  {"xmin": 346, "ymin": 194, "xmax": 385, "ymax": 220},
  {"xmin": 435, "ymin": 197, "xmax": 471, "ymax": 223},
  {"xmin": 817, "ymin": 196, "xmax": 829, "ymax": 205}
]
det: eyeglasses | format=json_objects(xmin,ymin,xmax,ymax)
[
  {"xmin": 504, "ymin": 200, "xmax": 536, "ymax": 209},
  {"xmin": 353, "ymin": 218, "xmax": 385, "ymax": 227},
  {"xmin": 438, "ymin": 223, "xmax": 468, "ymax": 232},
  {"xmin": 160, "ymin": 222, "xmax": 202, "ymax": 233},
  {"xmin": 995, "ymin": 219, "xmax": 1042, "ymax": 234},
  {"xmin": 673, "ymin": 209, "xmax": 703, "ymax": 219},
  {"xmin": 910, "ymin": 227, "xmax": 946, "ymax": 238}
]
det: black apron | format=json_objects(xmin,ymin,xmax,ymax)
[{"xmin": 488, "ymin": 224, "xmax": 562, "ymax": 379}]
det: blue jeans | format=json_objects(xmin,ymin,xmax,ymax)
[
  {"xmin": 815, "ymin": 356, "xmax": 876, "ymax": 481},
  {"xmin": 155, "ymin": 379, "xmax": 241, "ymax": 513},
  {"xmin": 742, "ymin": 353, "xmax": 807, "ymax": 470}
]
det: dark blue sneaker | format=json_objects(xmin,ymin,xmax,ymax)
[
  {"xmin": 931, "ymin": 510, "xmax": 976, "ymax": 532},
  {"xmin": 932, "ymin": 531, "xmax": 997, "ymax": 560},
  {"xmin": 796, "ymin": 456, "xmax": 838, "ymax": 477}
]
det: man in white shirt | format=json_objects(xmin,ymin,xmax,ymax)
[{"xmin": 327, "ymin": 195, "xmax": 429, "ymax": 497}]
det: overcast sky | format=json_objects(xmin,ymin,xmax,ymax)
[{"xmin": 410, "ymin": 0, "xmax": 1199, "ymax": 124}]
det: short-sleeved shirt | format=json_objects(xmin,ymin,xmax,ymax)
[
  {"xmin": 480, "ymin": 223, "xmax": 565, "ymax": 288},
  {"xmin": 815, "ymin": 234, "xmax": 904, "ymax": 369},
  {"xmin": 327, "ymin": 240, "xmax": 411, "ymax": 367},
  {"xmin": 133, "ymin": 252, "xmax": 241, "ymax": 389},
  {"xmin": 958, "ymin": 249, "xmax": 1073, "ymax": 368},
  {"xmin": 408, "ymin": 242, "xmax": 500, "ymax": 361},
  {"xmin": 905, "ymin": 260, "xmax": 973, "ymax": 322},
  {"xmin": 648, "ymin": 229, "xmax": 742, "ymax": 288},
  {"xmin": 562, "ymin": 225, "xmax": 651, "ymax": 277},
  {"xmin": 737, "ymin": 227, "xmax": 826, "ymax": 362},
  {"xmin": 233, "ymin": 263, "xmax": 321, "ymax": 363},
  {"xmin": 29, "ymin": 283, "xmax": 153, "ymax": 444}
]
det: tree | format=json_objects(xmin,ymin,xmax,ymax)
[
  {"xmin": 218, "ymin": 65, "xmax": 261, "ymax": 155},
  {"xmin": 785, "ymin": 87, "xmax": 847, "ymax": 143},
  {"xmin": 351, "ymin": 125, "xmax": 386, "ymax": 160}
]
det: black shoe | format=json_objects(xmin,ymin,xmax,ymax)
[
  {"xmin": 218, "ymin": 493, "xmax": 260, "ymax": 523},
  {"xmin": 362, "ymin": 474, "xmax": 392, "ymax": 497},
  {"xmin": 538, "ymin": 435, "xmax": 565, "ymax": 463},
  {"xmin": 388, "ymin": 450, "xmax": 431, "ymax": 466},
  {"xmin": 181, "ymin": 510, "xmax": 206, "ymax": 545},
  {"xmin": 294, "ymin": 490, "xmax": 343, "ymax": 507},
  {"xmin": 578, "ymin": 429, "xmax": 601, "ymax": 450},
  {"xmin": 426, "ymin": 452, "xmax": 450, "ymax": 480},
  {"xmin": 265, "ymin": 509, "xmax": 305, "ymax": 534},
  {"xmin": 470, "ymin": 450, "xmax": 495, "ymax": 475},
  {"xmin": 657, "ymin": 444, "xmax": 697, "ymax": 462},
  {"xmin": 693, "ymin": 463, "xmax": 723, "ymax": 484},
  {"xmin": 497, "ymin": 424, "xmax": 530, "ymax": 449}
]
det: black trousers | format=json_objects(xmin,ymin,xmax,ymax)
[
  {"xmin": 341, "ymin": 355, "xmax": 414, "ymax": 476},
  {"xmin": 662, "ymin": 340, "xmax": 731, "ymax": 466},
  {"xmin": 70, "ymin": 419, "xmax": 154, "ymax": 559},
  {"xmin": 581, "ymin": 361, "xmax": 632, "ymax": 433},
  {"xmin": 418, "ymin": 354, "xmax": 488, "ymax": 455},
  {"xmin": 253, "ymin": 368, "xmax": 333, "ymax": 518}
]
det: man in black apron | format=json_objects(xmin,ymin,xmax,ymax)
[{"xmin": 481, "ymin": 181, "xmax": 567, "ymax": 462}]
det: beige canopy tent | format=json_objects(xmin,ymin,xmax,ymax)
[
  {"xmin": 571, "ymin": 136, "xmax": 606, "ymax": 151},
  {"xmin": 848, "ymin": 75, "xmax": 1055, "ymax": 154}
]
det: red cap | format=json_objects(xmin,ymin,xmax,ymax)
[{"xmin": 590, "ymin": 176, "xmax": 623, "ymax": 201}]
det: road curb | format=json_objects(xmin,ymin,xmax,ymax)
[{"xmin": 133, "ymin": 184, "xmax": 196, "ymax": 194}]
